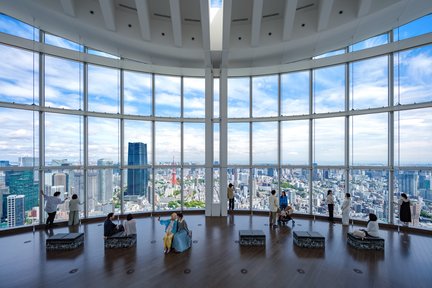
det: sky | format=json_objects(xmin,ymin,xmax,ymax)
[{"xmin": 0, "ymin": 13, "xmax": 432, "ymax": 166}]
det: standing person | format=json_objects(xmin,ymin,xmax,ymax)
[
  {"xmin": 399, "ymin": 193, "xmax": 412, "ymax": 226},
  {"xmin": 327, "ymin": 190, "xmax": 335, "ymax": 223},
  {"xmin": 40, "ymin": 190, "xmax": 67, "ymax": 229},
  {"xmin": 68, "ymin": 194, "xmax": 83, "ymax": 226},
  {"xmin": 104, "ymin": 212, "xmax": 124, "ymax": 237},
  {"xmin": 172, "ymin": 213, "xmax": 191, "ymax": 253},
  {"xmin": 158, "ymin": 213, "xmax": 178, "ymax": 254},
  {"xmin": 227, "ymin": 183, "xmax": 235, "ymax": 210},
  {"xmin": 280, "ymin": 191, "xmax": 288, "ymax": 210},
  {"xmin": 124, "ymin": 214, "xmax": 137, "ymax": 236},
  {"xmin": 341, "ymin": 193, "xmax": 351, "ymax": 226},
  {"xmin": 269, "ymin": 190, "xmax": 279, "ymax": 228}
]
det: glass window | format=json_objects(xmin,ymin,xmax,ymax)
[
  {"xmin": 214, "ymin": 123, "xmax": 220, "ymax": 165},
  {"xmin": 213, "ymin": 168, "xmax": 220, "ymax": 203},
  {"xmin": 252, "ymin": 75, "xmax": 278, "ymax": 117},
  {"xmin": 252, "ymin": 168, "xmax": 278, "ymax": 211},
  {"xmin": 280, "ymin": 168, "xmax": 310, "ymax": 214},
  {"xmin": 184, "ymin": 123, "xmax": 205, "ymax": 165},
  {"xmin": 313, "ymin": 48, "xmax": 345, "ymax": 59},
  {"xmin": 155, "ymin": 122, "xmax": 180, "ymax": 164},
  {"xmin": 214, "ymin": 78, "xmax": 220, "ymax": 118},
  {"xmin": 350, "ymin": 113, "xmax": 388, "ymax": 166},
  {"xmin": 228, "ymin": 77, "xmax": 250, "ymax": 118},
  {"xmin": 183, "ymin": 167, "xmax": 205, "ymax": 210},
  {"xmin": 312, "ymin": 168, "xmax": 345, "ymax": 217},
  {"xmin": 44, "ymin": 33, "xmax": 82, "ymax": 51},
  {"xmin": 155, "ymin": 75, "xmax": 181, "ymax": 117},
  {"xmin": 394, "ymin": 14, "xmax": 432, "ymax": 41},
  {"xmin": 313, "ymin": 117, "xmax": 345, "ymax": 165},
  {"xmin": 281, "ymin": 120, "xmax": 309, "ymax": 165},
  {"xmin": 349, "ymin": 33, "xmax": 389, "ymax": 52},
  {"xmin": 350, "ymin": 169, "xmax": 389, "ymax": 222},
  {"xmin": 350, "ymin": 56, "xmax": 388, "ymax": 110},
  {"xmin": 88, "ymin": 65, "xmax": 120, "ymax": 113},
  {"xmin": 394, "ymin": 44, "xmax": 432, "ymax": 105},
  {"xmin": 88, "ymin": 117, "xmax": 119, "ymax": 166},
  {"xmin": 313, "ymin": 64, "xmax": 345, "ymax": 113},
  {"xmin": 228, "ymin": 123, "xmax": 249, "ymax": 165},
  {"xmin": 124, "ymin": 71, "xmax": 152, "ymax": 116},
  {"xmin": 45, "ymin": 56, "xmax": 83, "ymax": 109},
  {"xmin": 154, "ymin": 168, "xmax": 181, "ymax": 211},
  {"xmin": 183, "ymin": 77, "xmax": 205, "ymax": 118},
  {"xmin": 252, "ymin": 122, "xmax": 277, "ymax": 165},
  {"xmin": 281, "ymin": 71, "xmax": 310, "ymax": 116},
  {"xmin": 395, "ymin": 108, "xmax": 432, "ymax": 166},
  {"xmin": 0, "ymin": 108, "xmax": 39, "ymax": 167},
  {"xmin": 45, "ymin": 113, "xmax": 83, "ymax": 166},
  {"xmin": 0, "ymin": 44, "xmax": 39, "ymax": 105},
  {"xmin": 87, "ymin": 168, "xmax": 119, "ymax": 217},
  {"xmin": 124, "ymin": 120, "xmax": 152, "ymax": 166},
  {"xmin": 87, "ymin": 48, "xmax": 120, "ymax": 59},
  {"xmin": 0, "ymin": 13, "xmax": 38, "ymax": 40},
  {"xmin": 227, "ymin": 168, "xmax": 250, "ymax": 210},
  {"xmin": 123, "ymin": 168, "xmax": 152, "ymax": 213}
]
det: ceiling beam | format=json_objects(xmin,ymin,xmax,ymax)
[
  {"xmin": 251, "ymin": 0, "xmax": 264, "ymax": 47},
  {"xmin": 135, "ymin": 0, "xmax": 151, "ymax": 41},
  {"xmin": 357, "ymin": 0, "xmax": 373, "ymax": 17},
  {"xmin": 200, "ymin": 0, "xmax": 211, "ymax": 66},
  {"xmin": 317, "ymin": 0, "xmax": 334, "ymax": 31},
  {"xmin": 169, "ymin": 0, "xmax": 183, "ymax": 47},
  {"xmin": 282, "ymin": 0, "xmax": 298, "ymax": 41},
  {"xmin": 221, "ymin": 0, "xmax": 232, "ymax": 67},
  {"xmin": 98, "ymin": 0, "xmax": 116, "ymax": 31},
  {"xmin": 60, "ymin": 0, "xmax": 76, "ymax": 17}
]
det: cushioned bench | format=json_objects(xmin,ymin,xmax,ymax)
[
  {"xmin": 104, "ymin": 232, "xmax": 136, "ymax": 249},
  {"xmin": 293, "ymin": 231, "xmax": 325, "ymax": 248},
  {"xmin": 239, "ymin": 230, "xmax": 266, "ymax": 246},
  {"xmin": 46, "ymin": 233, "xmax": 84, "ymax": 250},
  {"xmin": 347, "ymin": 232, "xmax": 384, "ymax": 250}
]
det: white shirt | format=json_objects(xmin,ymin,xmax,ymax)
[
  {"xmin": 44, "ymin": 196, "xmax": 63, "ymax": 213},
  {"xmin": 327, "ymin": 194, "xmax": 334, "ymax": 205},
  {"xmin": 366, "ymin": 220, "xmax": 380, "ymax": 237},
  {"xmin": 269, "ymin": 195, "xmax": 279, "ymax": 212},
  {"xmin": 124, "ymin": 219, "xmax": 137, "ymax": 236}
]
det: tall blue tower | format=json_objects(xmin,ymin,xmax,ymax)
[{"xmin": 126, "ymin": 143, "xmax": 148, "ymax": 197}]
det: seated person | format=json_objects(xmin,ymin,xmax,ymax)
[
  {"xmin": 172, "ymin": 213, "xmax": 191, "ymax": 253},
  {"xmin": 353, "ymin": 213, "xmax": 380, "ymax": 238},
  {"xmin": 278, "ymin": 205, "xmax": 295, "ymax": 225},
  {"xmin": 124, "ymin": 214, "xmax": 137, "ymax": 236},
  {"xmin": 104, "ymin": 212, "xmax": 124, "ymax": 237},
  {"xmin": 158, "ymin": 213, "xmax": 178, "ymax": 254}
]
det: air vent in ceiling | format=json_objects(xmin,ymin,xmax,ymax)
[
  {"xmin": 232, "ymin": 18, "xmax": 248, "ymax": 23},
  {"xmin": 184, "ymin": 18, "xmax": 201, "ymax": 23},
  {"xmin": 296, "ymin": 3, "xmax": 315, "ymax": 11},
  {"xmin": 118, "ymin": 4, "xmax": 137, "ymax": 12},
  {"xmin": 154, "ymin": 13, "xmax": 171, "ymax": 19},
  {"xmin": 263, "ymin": 13, "xmax": 279, "ymax": 18}
]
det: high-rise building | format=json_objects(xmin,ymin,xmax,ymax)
[
  {"xmin": 7, "ymin": 194, "xmax": 25, "ymax": 227},
  {"xmin": 398, "ymin": 171, "xmax": 419, "ymax": 196},
  {"xmin": 52, "ymin": 172, "xmax": 68, "ymax": 192},
  {"xmin": 97, "ymin": 159, "xmax": 113, "ymax": 204},
  {"xmin": 5, "ymin": 170, "xmax": 39, "ymax": 211},
  {"xmin": 126, "ymin": 143, "xmax": 148, "ymax": 197}
]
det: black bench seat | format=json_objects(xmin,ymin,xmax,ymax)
[
  {"xmin": 104, "ymin": 232, "xmax": 136, "ymax": 249},
  {"xmin": 46, "ymin": 233, "xmax": 84, "ymax": 250},
  {"xmin": 293, "ymin": 231, "xmax": 325, "ymax": 248},
  {"xmin": 347, "ymin": 232, "xmax": 384, "ymax": 250},
  {"xmin": 238, "ymin": 230, "xmax": 266, "ymax": 246}
]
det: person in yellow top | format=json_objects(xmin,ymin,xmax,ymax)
[{"xmin": 227, "ymin": 183, "xmax": 235, "ymax": 210}]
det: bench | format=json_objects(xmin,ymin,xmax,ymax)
[
  {"xmin": 239, "ymin": 230, "xmax": 266, "ymax": 246},
  {"xmin": 104, "ymin": 232, "xmax": 136, "ymax": 249},
  {"xmin": 347, "ymin": 232, "xmax": 384, "ymax": 250},
  {"xmin": 46, "ymin": 233, "xmax": 84, "ymax": 250},
  {"xmin": 293, "ymin": 231, "xmax": 325, "ymax": 248}
]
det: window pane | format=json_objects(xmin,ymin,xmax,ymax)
[
  {"xmin": 350, "ymin": 33, "xmax": 388, "ymax": 52},
  {"xmin": 213, "ymin": 168, "xmax": 220, "ymax": 203},
  {"xmin": 183, "ymin": 168, "xmax": 205, "ymax": 210},
  {"xmin": 124, "ymin": 120, "xmax": 152, "ymax": 165},
  {"xmin": 0, "ymin": 13, "xmax": 38, "ymax": 40},
  {"xmin": 44, "ymin": 33, "xmax": 82, "ymax": 51},
  {"xmin": 184, "ymin": 77, "xmax": 205, "ymax": 118},
  {"xmin": 45, "ymin": 56, "xmax": 83, "ymax": 109},
  {"xmin": 123, "ymin": 168, "xmax": 152, "ymax": 213},
  {"xmin": 0, "ymin": 45, "xmax": 39, "ymax": 105},
  {"xmin": 214, "ymin": 78, "xmax": 220, "ymax": 118},
  {"xmin": 394, "ymin": 14, "xmax": 432, "ymax": 41},
  {"xmin": 313, "ymin": 117, "xmax": 345, "ymax": 165},
  {"xmin": 88, "ymin": 117, "xmax": 119, "ymax": 165},
  {"xmin": 155, "ymin": 168, "xmax": 181, "ymax": 211},
  {"xmin": 281, "ymin": 71, "xmax": 309, "ymax": 116},
  {"xmin": 228, "ymin": 77, "xmax": 249, "ymax": 118},
  {"xmin": 124, "ymin": 71, "xmax": 152, "ymax": 116},
  {"xmin": 228, "ymin": 123, "xmax": 249, "ymax": 165},
  {"xmin": 281, "ymin": 120, "xmax": 309, "ymax": 165},
  {"xmin": 313, "ymin": 48, "xmax": 345, "ymax": 59},
  {"xmin": 88, "ymin": 65, "xmax": 120, "ymax": 113},
  {"xmin": 0, "ymin": 108, "xmax": 38, "ymax": 166},
  {"xmin": 313, "ymin": 65, "xmax": 345, "ymax": 113},
  {"xmin": 227, "ymin": 168, "xmax": 250, "ymax": 210},
  {"xmin": 350, "ymin": 169, "xmax": 389, "ymax": 222},
  {"xmin": 45, "ymin": 113, "xmax": 82, "ymax": 166},
  {"xmin": 155, "ymin": 75, "xmax": 180, "ymax": 117},
  {"xmin": 281, "ymin": 168, "xmax": 310, "ymax": 214},
  {"xmin": 395, "ymin": 108, "xmax": 432, "ymax": 166},
  {"xmin": 184, "ymin": 123, "xmax": 205, "ymax": 165},
  {"xmin": 214, "ymin": 123, "xmax": 220, "ymax": 164},
  {"xmin": 252, "ymin": 75, "xmax": 278, "ymax": 117},
  {"xmin": 350, "ymin": 56, "xmax": 388, "ymax": 110},
  {"xmin": 252, "ymin": 168, "xmax": 278, "ymax": 211},
  {"xmin": 394, "ymin": 44, "xmax": 432, "ymax": 105},
  {"xmin": 155, "ymin": 122, "xmax": 180, "ymax": 164},
  {"xmin": 87, "ymin": 168, "xmax": 119, "ymax": 217},
  {"xmin": 350, "ymin": 113, "xmax": 388, "ymax": 166},
  {"xmin": 312, "ymin": 169, "xmax": 345, "ymax": 217},
  {"xmin": 252, "ymin": 122, "xmax": 277, "ymax": 165},
  {"xmin": 87, "ymin": 48, "xmax": 120, "ymax": 59}
]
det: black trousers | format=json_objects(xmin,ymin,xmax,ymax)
[
  {"xmin": 46, "ymin": 211, "xmax": 57, "ymax": 227},
  {"xmin": 328, "ymin": 204, "xmax": 334, "ymax": 222},
  {"xmin": 228, "ymin": 198, "xmax": 234, "ymax": 210}
]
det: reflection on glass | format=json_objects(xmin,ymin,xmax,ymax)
[
  {"xmin": 183, "ymin": 168, "xmax": 205, "ymax": 210},
  {"xmin": 123, "ymin": 168, "xmax": 152, "ymax": 213},
  {"xmin": 87, "ymin": 168, "xmax": 119, "ymax": 217},
  {"xmin": 313, "ymin": 65, "xmax": 345, "ymax": 113},
  {"xmin": 281, "ymin": 71, "xmax": 309, "ymax": 116},
  {"xmin": 155, "ymin": 168, "xmax": 181, "ymax": 211},
  {"xmin": 155, "ymin": 75, "xmax": 180, "ymax": 117},
  {"xmin": 281, "ymin": 168, "xmax": 309, "ymax": 214},
  {"xmin": 228, "ymin": 77, "xmax": 250, "ymax": 118},
  {"xmin": 155, "ymin": 122, "xmax": 180, "ymax": 164},
  {"xmin": 312, "ymin": 169, "xmax": 345, "ymax": 217},
  {"xmin": 88, "ymin": 117, "xmax": 119, "ymax": 166},
  {"xmin": 227, "ymin": 168, "xmax": 250, "ymax": 210},
  {"xmin": 184, "ymin": 123, "xmax": 205, "ymax": 165},
  {"xmin": 124, "ymin": 71, "xmax": 152, "ymax": 115},
  {"xmin": 88, "ymin": 65, "xmax": 120, "ymax": 113},
  {"xmin": 252, "ymin": 168, "xmax": 278, "ymax": 211},
  {"xmin": 228, "ymin": 123, "xmax": 249, "ymax": 165},
  {"xmin": 184, "ymin": 77, "xmax": 205, "ymax": 118},
  {"xmin": 313, "ymin": 117, "xmax": 345, "ymax": 165},
  {"xmin": 45, "ymin": 33, "xmax": 82, "ymax": 51},
  {"xmin": 252, "ymin": 75, "xmax": 278, "ymax": 117},
  {"xmin": 281, "ymin": 120, "xmax": 309, "ymax": 165},
  {"xmin": 252, "ymin": 122, "xmax": 277, "ymax": 165}
]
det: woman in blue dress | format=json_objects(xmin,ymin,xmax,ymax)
[{"xmin": 172, "ymin": 213, "xmax": 191, "ymax": 253}]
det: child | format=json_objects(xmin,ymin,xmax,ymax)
[{"xmin": 158, "ymin": 213, "xmax": 178, "ymax": 253}]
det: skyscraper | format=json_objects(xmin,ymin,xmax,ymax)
[
  {"xmin": 97, "ymin": 159, "xmax": 113, "ymax": 204},
  {"xmin": 399, "ymin": 171, "xmax": 418, "ymax": 196},
  {"xmin": 126, "ymin": 143, "xmax": 148, "ymax": 197},
  {"xmin": 5, "ymin": 170, "xmax": 38, "ymax": 211},
  {"xmin": 7, "ymin": 194, "xmax": 25, "ymax": 227}
]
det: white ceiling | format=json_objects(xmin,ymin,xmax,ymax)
[{"xmin": 1, "ymin": 0, "xmax": 432, "ymax": 69}]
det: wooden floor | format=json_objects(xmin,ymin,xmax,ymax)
[{"xmin": 1, "ymin": 215, "xmax": 431, "ymax": 288}]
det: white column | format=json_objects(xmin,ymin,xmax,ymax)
[{"xmin": 219, "ymin": 69, "xmax": 228, "ymax": 216}]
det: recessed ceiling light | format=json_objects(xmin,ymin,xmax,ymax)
[
  {"xmin": 268, "ymin": 32, "xmax": 272, "ymax": 36},
  {"xmin": 128, "ymin": 24, "xmax": 132, "ymax": 28},
  {"xmin": 301, "ymin": 23, "xmax": 305, "ymax": 27},
  {"xmin": 90, "ymin": 10, "xmax": 94, "ymax": 14},
  {"xmin": 161, "ymin": 32, "xmax": 165, "ymax": 36},
  {"xmin": 238, "ymin": 36, "xmax": 242, "ymax": 40},
  {"xmin": 191, "ymin": 37, "xmax": 195, "ymax": 40},
  {"xmin": 339, "ymin": 10, "xmax": 343, "ymax": 14}
]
